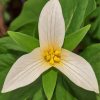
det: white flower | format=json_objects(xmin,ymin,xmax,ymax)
[{"xmin": 2, "ymin": 0, "xmax": 99, "ymax": 93}]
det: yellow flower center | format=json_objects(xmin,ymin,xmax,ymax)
[{"xmin": 44, "ymin": 48, "xmax": 61, "ymax": 65}]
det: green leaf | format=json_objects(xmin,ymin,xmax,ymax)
[
  {"xmin": 0, "ymin": 54, "xmax": 15, "ymax": 71},
  {"xmin": 97, "ymin": 95, "xmax": 100, "ymax": 100},
  {"xmin": 67, "ymin": 0, "xmax": 89, "ymax": 33},
  {"xmin": 17, "ymin": 22, "xmax": 38, "ymax": 37},
  {"xmin": 63, "ymin": 77, "xmax": 96, "ymax": 100},
  {"xmin": 8, "ymin": 31, "xmax": 39, "ymax": 52},
  {"xmin": 42, "ymin": 69, "xmax": 57, "ymax": 100},
  {"xmin": 59, "ymin": 0, "xmax": 76, "ymax": 33},
  {"xmin": 32, "ymin": 87, "xmax": 45, "ymax": 100},
  {"xmin": 0, "ymin": 79, "xmax": 43, "ymax": 100},
  {"xmin": 0, "ymin": 53, "xmax": 15, "ymax": 99},
  {"xmin": 0, "ymin": 54, "xmax": 15, "ymax": 86},
  {"xmin": 9, "ymin": 80, "xmax": 43, "ymax": 100},
  {"xmin": 0, "ymin": 37, "xmax": 24, "ymax": 52},
  {"xmin": 85, "ymin": 0, "xmax": 96, "ymax": 17},
  {"xmin": 63, "ymin": 25, "xmax": 91, "ymax": 51},
  {"xmin": 87, "ymin": 8, "xmax": 100, "ymax": 40},
  {"xmin": 55, "ymin": 75, "xmax": 77, "ymax": 100},
  {"xmin": 96, "ymin": 0, "xmax": 100, "ymax": 6}
]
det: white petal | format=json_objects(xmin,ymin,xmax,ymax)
[
  {"xmin": 55, "ymin": 49, "xmax": 99, "ymax": 93},
  {"xmin": 2, "ymin": 48, "xmax": 51, "ymax": 93},
  {"xmin": 38, "ymin": 0, "xmax": 65, "ymax": 49}
]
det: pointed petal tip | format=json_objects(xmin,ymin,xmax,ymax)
[
  {"xmin": 94, "ymin": 87, "xmax": 99, "ymax": 94},
  {"xmin": 95, "ymin": 90, "xmax": 99, "ymax": 94},
  {"xmin": 1, "ymin": 88, "xmax": 9, "ymax": 93},
  {"xmin": 1, "ymin": 89, "xmax": 5, "ymax": 93},
  {"xmin": 93, "ymin": 78, "xmax": 99, "ymax": 94},
  {"xmin": 1, "ymin": 86, "xmax": 13, "ymax": 93}
]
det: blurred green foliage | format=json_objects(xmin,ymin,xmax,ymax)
[{"xmin": 0, "ymin": 0, "xmax": 9, "ymax": 5}]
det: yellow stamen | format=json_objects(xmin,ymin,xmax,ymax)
[
  {"xmin": 44, "ymin": 47, "xmax": 61, "ymax": 65},
  {"xmin": 49, "ymin": 58, "xmax": 54, "ymax": 65},
  {"xmin": 44, "ymin": 51, "xmax": 49, "ymax": 57},
  {"xmin": 54, "ymin": 56, "xmax": 60, "ymax": 62},
  {"xmin": 49, "ymin": 48, "xmax": 54, "ymax": 54},
  {"xmin": 55, "ymin": 50, "xmax": 61, "ymax": 56},
  {"xmin": 46, "ymin": 55, "xmax": 51, "ymax": 61}
]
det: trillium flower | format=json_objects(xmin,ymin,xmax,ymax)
[{"xmin": 2, "ymin": 0, "xmax": 99, "ymax": 93}]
